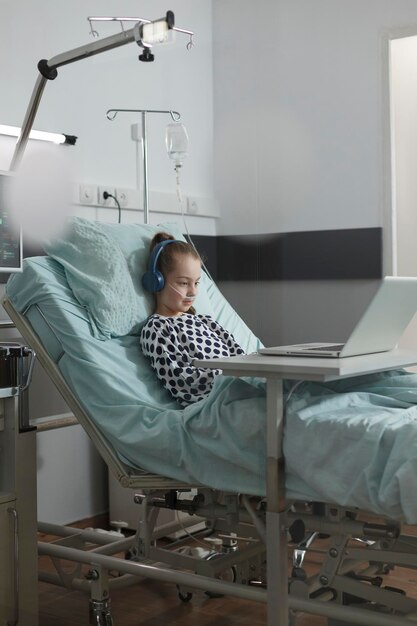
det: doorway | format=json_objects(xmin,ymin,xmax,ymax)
[{"xmin": 389, "ymin": 34, "xmax": 417, "ymax": 349}]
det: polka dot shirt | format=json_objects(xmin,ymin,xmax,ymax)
[{"xmin": 140, "ymin": 313, "xmax": 245, "ymax": 406}]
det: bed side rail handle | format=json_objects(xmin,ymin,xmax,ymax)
[
  {"xmin": 20, "ymin": 347, "xmax": 36, "ymax": 394},
  {"xmin": 19, "ymin": 348, "xmax": 37, "ymax": 433}
]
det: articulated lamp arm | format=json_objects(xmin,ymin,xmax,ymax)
[
  {"xmin": 10, "ymin": 28, "xmax": 137, "ymax": 171},
  {"xmin": 10, "ymin": 11, "xmax": 192, "ymax": 171}
]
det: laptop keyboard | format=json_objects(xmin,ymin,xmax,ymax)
[{"xmin": 305, "ymin": 344, "xmax": 345, "ymax": 352}]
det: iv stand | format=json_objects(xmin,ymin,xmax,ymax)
[{"xmin": 106, "ymin": 108, "xmax": 181, "ymax": 224}]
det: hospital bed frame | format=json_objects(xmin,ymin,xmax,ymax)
[{"xmin": 5, "ymin": 296, "xmax": 417, "ymax": 626}]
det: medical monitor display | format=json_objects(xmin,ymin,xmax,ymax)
[{"xmin": 0, "ymin": 171, "xmax": 22, "ymax": 273}]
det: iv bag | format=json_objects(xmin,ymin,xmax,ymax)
[{"xmin": 165, "ymin": 122, "xmax": 189, "ymax": 166}]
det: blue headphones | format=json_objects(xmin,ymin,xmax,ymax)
[{"xmin": 142, "ymin": 239, "xmax": 182, "ymax": 293}]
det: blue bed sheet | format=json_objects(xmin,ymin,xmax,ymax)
[{"xmin": 7, "ymin": 255, "xmax": 417, "ymax": 522}]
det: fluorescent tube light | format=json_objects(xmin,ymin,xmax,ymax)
[{"xmin": 0, "ymin": 124, "xmax": 76, "ymax": 145}]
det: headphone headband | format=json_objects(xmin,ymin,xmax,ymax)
[{"xmin": 142, "ymin": 239, "xmax": 183, "ymax": 293}]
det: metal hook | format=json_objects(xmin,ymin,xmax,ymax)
[
  {"xmin": 106, "ymin": 109, "xmax": 180, "ymax": 122},
  {"xmin": 186, "ymin": 34, "xmax": 194, "ymax": 51},
  {"xmin": 88, "ymin": 19, "xmax": 99, "ymax": 38}
]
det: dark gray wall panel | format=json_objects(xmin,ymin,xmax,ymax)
[{"xmin": 193, "ymin": 228, "xmax": 382, "ymax": 281}]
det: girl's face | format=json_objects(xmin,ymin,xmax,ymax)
[{"xmin": 155, "ymin": 253, "xmax": 201, "ymax": 317}]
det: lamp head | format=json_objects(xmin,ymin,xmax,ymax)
[{"xmin": 134, "ymin": 11, "xmax": 175, "ymax": 62}]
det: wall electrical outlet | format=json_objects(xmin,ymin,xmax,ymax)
[
  {"xmin": 97, "ymin": 186, "xmax": 116, "ymax": 206},
  {"xmin": 115, "ymin": 187, "xmax": 140, "ymax": 209},
  {"xmin": 79, "ymin": 184, "xmax": 96, "ymax": 205},
  {"xmin": 187, "ymin": 197, "xmax": 199, "ymax": 214},
  {"xmin": 115, "ymin": 188, "xmax": 130, "ymax": 208}
]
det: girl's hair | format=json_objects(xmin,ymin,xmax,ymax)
[{"xmin": 149, "ymin": 232, "xmax": 201, "ymax": 314}]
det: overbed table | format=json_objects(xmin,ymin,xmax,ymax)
[{"xmin": 195, "ymin": 349, "xmax": 417, "ymax": 626}]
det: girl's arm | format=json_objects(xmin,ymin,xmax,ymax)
[
  {"xmin": 200, "ymin": 316, "xmax": 245, "ymax": 356},
  {"xmin": 141, "ymin": 323, "xmax": 221, "ymax": 405},
  {"xmin": 160, "ymin": 347, "xmax": 222, "ymax": 405}
]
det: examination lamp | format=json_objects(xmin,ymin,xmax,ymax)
[
  {"xmin": 134, "ymin": 10, "xmax": 175, "ymax": 62},
  {"xmin": 9, "ymin": 10, "xmax": 193, "ymax": 171},
  {"xmin": 0, "ymin": 124, "xmax": 77, "ymax": 145}
]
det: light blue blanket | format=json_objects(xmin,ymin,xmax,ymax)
[
  {"xmin": 284, "ymin": 372, "xmax": 417, "ymax": 522},
  {"xmin": 7, "ymin": 253, "xmax": 417, "ymax": 523}
]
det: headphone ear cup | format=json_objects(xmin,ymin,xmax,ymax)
[
  {"xmin": 143, "ymin": 238, "xmax": 181, "ymax": 293},
  {"xmin": 142, "ymin": 270, "xmax": 165, "ymax": 293}
]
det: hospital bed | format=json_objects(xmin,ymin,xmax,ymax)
[{"xmin": 5, "ymin": 216, "xmax": 417, "ymax": 626}]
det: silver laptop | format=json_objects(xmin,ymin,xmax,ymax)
[{"xmin": 259, "ymin": 276, "xmax": 417, "ymax": 358}]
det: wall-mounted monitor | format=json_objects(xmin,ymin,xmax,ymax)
[{"xmin": 0, "ymin": 170, "xmax": 22, "ymax": 274}]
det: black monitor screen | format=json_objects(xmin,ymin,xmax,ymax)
[{"xmin": 0, "ymin": 171, "xmax": 22, "ymax": 274}]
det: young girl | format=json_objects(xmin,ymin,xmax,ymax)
[{"xmin": 140, "ymin": 232, "xmax": 245, "ymax": 406}]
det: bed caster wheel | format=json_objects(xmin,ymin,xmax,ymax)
[
  {"xmin": 177, "ymin": 585, "xmax": 193, "ymax": 602},
  {"xmin": 178, "ymin": 591, "xmax": 193, "ymax": 603},
  {"xmin": 291, "ymin": 567, "xmax": 307, "ymax": 581},
  {"xmin": 204, "ymin": 554, "xmax": 237, "ymax": 598}
]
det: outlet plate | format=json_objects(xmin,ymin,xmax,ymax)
[
  {"xmin": 187, "ymin": 197, "xmax": 198, "ymax": 214},
  {"xmin": 116, "ymin": 187, "xmax": 135, "ymax": 209},
  {"xmin": 79, "ymin": 184, "xmax": 96, "ymax": 205},
  {"xmin": 76, "ymin": 183, "xmax": 220, "ymax": 217},
  {"xmin": 98, "ymin": 186, "xmax": 116, "ymax": 206},
  {"xmin": 115, "ymin": 188, "xmax": 129, "ymax": 208},
  {"xmin": 115, "ymin": 187, "xmax": 139, "ymax": 209}
]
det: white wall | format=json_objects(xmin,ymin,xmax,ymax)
[
  {"xmin": 0, "ymin": 0, "xmax": 215, "ymax": 523},
  {"xmin": 213, "ymin": 0, "xmax": 417, "ymax": 237},
  {"xmin": 212, "ymin": 0, "xmax": 417, "ymax": 346}
]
